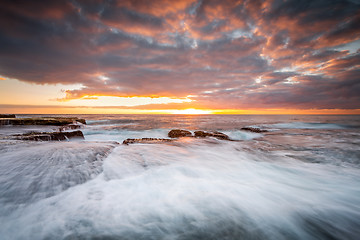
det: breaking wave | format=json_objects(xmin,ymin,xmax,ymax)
[
  {"xmin": 1, "ymin": 114, "xmax": 360, "ymax": 239},
  {"xmin": 1, "ymin": 139, "xmax": 359, "ymax": 240}
]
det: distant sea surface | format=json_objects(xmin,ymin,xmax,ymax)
[{"xmin": 1, "ymin": 114, "xmax": 360, "ymax": 240}]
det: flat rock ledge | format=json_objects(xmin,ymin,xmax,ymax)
[
  {"xmin": 0, "ymin": 117, "xmax": 86, "ymax": 126},
  {"xmin": 12, "ymin": 130, "xmax": 84, "ymax": 141},
  {"xmin": 0, "ymin": 114, "xmax": 16, "ymax": 118}
]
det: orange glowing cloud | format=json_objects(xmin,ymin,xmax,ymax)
[{"xmin": 1, "ymin": 0, "xmax": 359, "ymax": 113}]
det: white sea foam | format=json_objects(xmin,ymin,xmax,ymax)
[
  {"xmin": 82, "ymin": 127, "xmax": 263, "ymax": 142},
  {"xmin": 1, "ymin": 115, "xmax": 359, "ymax": 239},
  {"xmin": 1, "ymin": 140, "xmax": 359, "ymax": 239},
  {"xmin": 223, "ymin": 130, "xmax": 263, "ymax": 140},
  {"xmin": 0, "ymin": 141, "xmax": 117, "ymax": 209},
  {"xmin": 82, "ymin": 128, "xmax": 170, "ymax": 142}
]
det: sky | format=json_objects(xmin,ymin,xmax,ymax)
[{"xmin": 0, "ymin": 0, "xmax": 360, "ymax": 114}]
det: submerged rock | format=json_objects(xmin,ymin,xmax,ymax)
[
  {"xmin": 240, "ymin": 127, "xmax": 268, "ymax": 133},
  {"xmin": 13, "ymin": 130, "xmax": 84, "ymax": 141},
  {"xmin": 0, "ymin": 114, "xmax": 16, "ymax": 118},
  {"xmin": 194, "ymin": 131, "xmax": 230, "ymax": 140},
  {"xmin": 123, "ymin": 138, "xmax": 173, "ymax": 145},
  {"xmin": 168, "ymin": 129, "xmax": 192, "ymax": 138},
  {"xmin": 0, "ymin": 117, "xmax": 86, "ymax": 126}
]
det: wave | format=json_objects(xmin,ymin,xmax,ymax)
[
  {"xmin": 0, "ymin": 141, "xmax": 117, "ymax": 210},
  {"xmin": 1, "ymin": 141, "xmax": 359, "ymax": 239},
  {"xmin": 223, "ymin": 130, "xmax": 263, "ymax": 140}
]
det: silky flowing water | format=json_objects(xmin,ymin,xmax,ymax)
[{"xmin": 0, "ymin": 115, "xmax": 359, "ymax": 239}]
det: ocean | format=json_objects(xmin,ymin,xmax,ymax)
[{"xmin": 0, "ymin": 114, "xmax": 359, "ymax": 240}]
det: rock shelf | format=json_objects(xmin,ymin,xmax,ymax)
[
  {"xmin": 12, "ymin": 130, "xmax": 85, "ymax": 141},
  {"xmin": 0, "ymin": 117, "xmax": 86, "ymax": 126}
]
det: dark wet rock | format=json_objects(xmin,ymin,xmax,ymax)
[
  {"xmin": 211, "ymin": 131, "xmax": 230, "ymax": 140},
  {"xmin": 194, "ymin": 131, "xmax": 230, "ymax": 140},
  {"xmin": 240, "ymin": 127, "xmax": 268, "ymax": 133},
  {"xmin": 75, "ymin": 118, "xmax": 86, "ymax": 124},
  {"xmin": 0, "ymin": 117, "xmax": 86, "ymax": 126},
  {"xmin": 194, "ymin": 131, "xmax": 208, "ymax": 138},
  {"xmin": 13, "ymin": 130, "xmax": 84, "ymax": 141},
  {"xmin": 168, "ymin": 129, "xmax": 192, "ymax": 138},
  {"xmin": 123, "ymin": 138, "xmax": 174, "ymax": 145},
  {"xmin": 0, "ymin": 114, "xmax": 16, "ymax": 118}
]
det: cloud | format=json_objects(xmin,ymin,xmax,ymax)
[{"xmin": 0, "ymin": 0, "xmax": 359, "ymax": 110}]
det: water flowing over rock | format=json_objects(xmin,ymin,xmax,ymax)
[
  {"xmin": 0, "ymin": 141, "xmax": 118, "ymax": 205},
  {"xmin": 59, "ymin": 124, "xmax": 82, "ymax": 131},
  {"xmin": 123, "ymin": 138, "xmax": 174, "ymax": 145},
  {"xmin": 1, "ymin": 115, "xmax": 359, "ymax": 240},
  {"xmin": 123, "ymin": 130, "xmax": 232, "ymax": 144},
  {"xmin": 13, "ymin": 130, "xmax": 84, "ymax": 141},
  {"xmin": 168, "ymin": 129, "xmax": 192, "ymax": 138}
]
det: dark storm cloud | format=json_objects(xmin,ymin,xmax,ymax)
[
  {"xmin": 199, "ymin": 19, "xmax": 227, "ymax": 34},
  {"xmin": 0, "ymin": 0, "xmax": 359, "ymax": 109},
  {"xmin": 268, "ymin": 0, "xmax": 355, "ymax": 21},
  {"xmin": 261, "ymin": 72, "xmax": 298, "ymax": 85},
  {"xmin": 101, "ymin": 6, "xmax": 164, "ymax": 28},
  {"xmin": 301, "ymin": 50, "xmax": 348, "ymax": 63}
]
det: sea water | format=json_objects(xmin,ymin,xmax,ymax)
[{"xmin": 0, "ymin": 114, "xmax": 359, "ymax": 240}]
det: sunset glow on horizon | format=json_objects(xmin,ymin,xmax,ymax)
[
  {"xmin": 169, "ymin": 108, "xmax": 213, "ymax": 114},
  {"xmin": 0, "ymin": 0, "xmax": 359, "ymax": 114}
]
